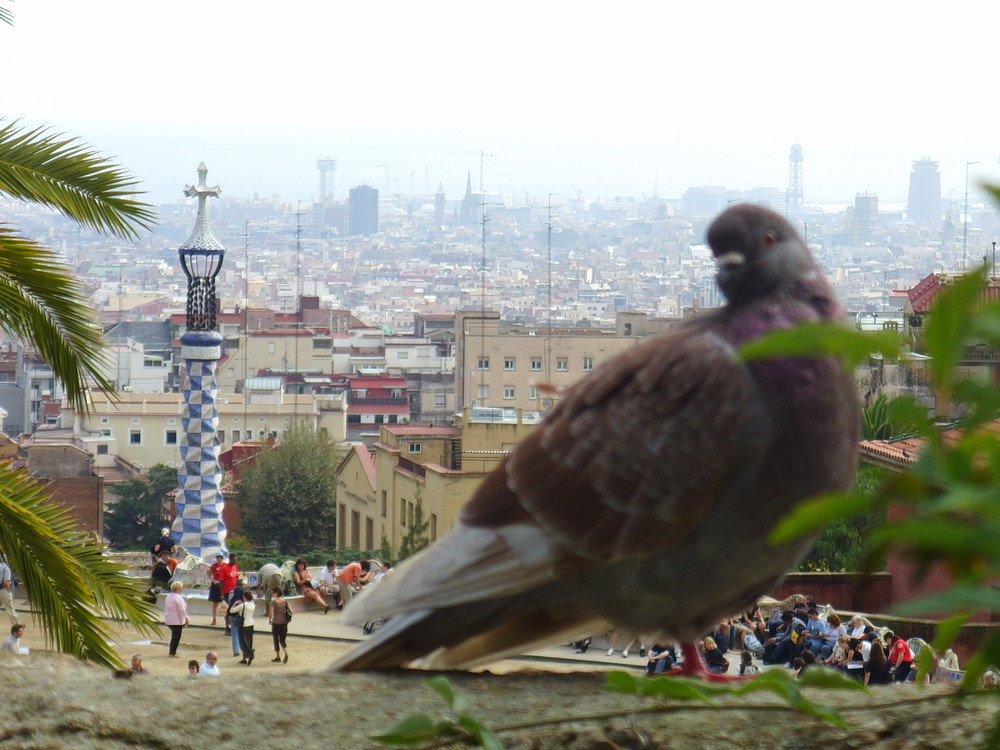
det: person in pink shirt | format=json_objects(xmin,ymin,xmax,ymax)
[{"xmin": 164, "ymin": 581, "xmax": 189, "ymax": 657}]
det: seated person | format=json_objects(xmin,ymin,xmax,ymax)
[
  {"xmin": 149, "ymin": 554, "xmax": 172, "ymax": 591},
  {"xmin": 357, "ymin": 559, "xmax": 378, "ymax": 586},
  {"xmin": 646, "ymin": 644, "xmax": 682, "ymax": 675},
  {"xmin": 292, "ymin": 558, "xmax": 329, "ymax": 613},
  {"xmin": 315, "ymin": 559, "xmax": 343, "ymax": 607}
]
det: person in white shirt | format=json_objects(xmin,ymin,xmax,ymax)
[
  {"xmin": 0, "ymin": 623, "xmax": 23, "ymax": 653},
  {"xmin": 316, "ymin": 559, "xmax": 342, "ymax": 608},
  {"xmin": 198, "ymin": 651, "xmax": 221, "ymax": 676},
  {"xmin": 230, "ymin": 590, "xmax": 256, "ymax": 665}
]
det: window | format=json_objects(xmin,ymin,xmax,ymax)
[
  {"xmin": 408, "ymin": 442, "xmax": 422, "ymax": 454},
  {"xmin": 396, "ymin": 351, "xmax": 409, "ymax": 359},
  {"xmin": 100, "ymin": 417, "xmax": 110, "ymax": 425},
  {"xmin": 477, "ymin": 384, "xmax": 490, "ymax": 400},
  {"xmin": 400, "ymin": 499, "xmax": 407, "ymax": 527},
  {"xmin": 529, "ymin": 386, "xmax": 539, "ymax": 400},
  {"xmin": 434, "ymin": 395, "xmax": 446, "ymax": 407},
  {"xmin": 312, "ymin": 338, "xmax": 332, "ymax": 350},
  {"xmin": 245, "ymin": 430, "xmax": 252, "ymax": 441},
  {"xmin": 530, "ymin": 358, "xmax": 542, "ymax": 371},
  {"xmin": 390, "ymin": 388, "xmax": 402, "ymax": 398},
  {"xmin": 503, "ymin": 357, "xmax": 516, "ymax": 371},
  {"xmin": 624, "ymin": 323, "xmax": 633, "ymax": 335},
  {"xmin": 582, "ymin": 357, "xmax": 594, "ymax": 371},
  {"xmin": 381, "ymin": 490, "xmax": 387, "ymax": 518},
  {"xmin": 218, "ymin": 430, "xmax": 225, "ymax": 444},
  {"xmin": 129, "ymin": 430, "xmax": 141, "ymax": 445},
  {"xmin": 407, "ymin": 501, "xmax": 415, "ymax": 528},
  {"xmin": 96, "ymin": 444, "xmax": 109, "ymax": 456},
  {"xmin": 477, "ymin": 356, "xmax": 490, "ymax": 370},
  {"xmin": 165, "ymin": 430, "xmax": 177, "ymax": 445},
  {"xmin": 268, "ymin": 342, "xmax": 276, "ymax": 353},
  {"xmin": 556, "ymin": 358, "xmax": 568, "ymax": 372},
  {"xmin": 431, "ymin": 513, "xmax": 438, "ymax": 541},
  {"xmin": 503, "ymin": 385, "xmax": 515, "ymax": 400}
]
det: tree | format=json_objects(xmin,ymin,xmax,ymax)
[
  {"xmin": 795, "ymin": 463, "xmax": 885, "ymax": 572},
  {"xmin": 398, "ymin": 496, "xmax": 430, "ymax": 561},
  {"xmin": 0, "ymin": 6, "xmax": 160, "ymax": 669},
  {"xmin": 105, "ymin": 464, "xmax": 176, "ymax": 550},
  {"xmin": 235, "ymin": 426, "xmax": 339, "ymax": 553}
]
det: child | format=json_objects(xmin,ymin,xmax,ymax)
[{"xmin": 738, "ymin": 649, "xmax": 759, "ymax": 676}]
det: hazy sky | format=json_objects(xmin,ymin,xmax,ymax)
[{"xmin": 4, "ymin": 1, "xmax": 1000, "ymax": 207}]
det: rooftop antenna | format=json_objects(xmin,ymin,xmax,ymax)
[{"xmin": 546, "ymin": 193, "xmax": 558, "ymax": 393}]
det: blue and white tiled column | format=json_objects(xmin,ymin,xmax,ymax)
[{"xmin": 173, "ymin": 330, "xmax": 226, "ymax": 560}]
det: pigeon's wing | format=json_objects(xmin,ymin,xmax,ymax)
[
  {"xmin": 497, "ymin": 325, "xmax": 768, "ymax": 559},
  {"xmin": 343, "ymin": 326, "xmax": 767, "ymax": 625}
]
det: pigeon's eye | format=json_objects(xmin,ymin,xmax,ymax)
[{"xmin": 761, "ymin": 230, "xmax": 777, "ymax": 249}]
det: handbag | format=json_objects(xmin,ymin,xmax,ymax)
[{"xmin": 284, "ymin": 602, "xmax": 293, "ymax": 623}]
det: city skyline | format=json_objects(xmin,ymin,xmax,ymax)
[{"xmin": 4, "ymin": 1, "xmax": 1000, "ymax": 206}]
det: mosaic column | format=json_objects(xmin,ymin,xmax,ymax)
[{"xmin": 172, "ymin": 164, "xmax": 227, "ymax": 560}]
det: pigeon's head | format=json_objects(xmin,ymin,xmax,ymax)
[{"xmin": 707, "ymin": 204, "xmax": 816, "ymax": 305}]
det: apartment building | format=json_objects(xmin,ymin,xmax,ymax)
[
  {"xmin": 454, "ymin": 309, "xmax": 684, "ymax": 412},
  {"xmin": 334, "ymin": 406, "xmax": 541, "ymax": 551},
  {"xmin": 63, "ymin": 387, "xmax": 347, "ymax": 471}
]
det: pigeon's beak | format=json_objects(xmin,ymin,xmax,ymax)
[{"xmin": 715, "ymin": 251, "xmax": 745, "ymax": 269}]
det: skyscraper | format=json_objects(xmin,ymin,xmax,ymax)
[
  {"xmin": 348, "ymin": 184, "xmax": 379, "ymax": 236},
  {"xmin": 907, "ymin": 159, "xmax": 942, "ymax": 223},
  {"xmin": 786, "ymin": 143, "xmax": 803, "ymax": 215}
]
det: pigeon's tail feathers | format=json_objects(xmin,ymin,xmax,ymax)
[{"xmin": 332, "ymin": 600, "xmax": 608, "ymax": 671}]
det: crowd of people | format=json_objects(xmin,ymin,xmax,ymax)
[
  {"xmin": 591, "ymin": 598, "xmax": 968, "ymax": 686},
  {"xmin": 154, "ymin": 550, "xmax": 392, "ymax": 672}
]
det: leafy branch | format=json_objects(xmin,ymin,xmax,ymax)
[{"xmin": 372, "ymin": 670, "xmax": 990, "ymax": 749}]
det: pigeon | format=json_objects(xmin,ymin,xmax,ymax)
[{"xmin": 333, "ymin": 203, "xmax": 860, "ymax": 673}]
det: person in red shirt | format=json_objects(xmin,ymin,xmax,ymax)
[
  {"xmin": 208, "ymin": 553, "xmax": 225, "ymax": 625},
  {"xmin": 336, "ymin": 560, "xmax": 370, "ymax": 608},
  {"xmin": 220, "ymin": 554, "xmax": 240, "ymax": 634},
  {"xmin": 885, "ymin": 631, "xmax": 914, "ymax": 682}
]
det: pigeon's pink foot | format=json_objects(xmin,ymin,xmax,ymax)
[{"xmin": 675, "ymin": 642, "xmax": 752, "ymax": 683}]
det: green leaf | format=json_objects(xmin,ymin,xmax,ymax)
[
  {"xmin": 923, "ymin": 267, "xmax": 988, "ymax": 390},
  {"xmin": 740, "ymin": 323, "xmax": 901, "ymax": 368},
  {"xmin": 638, "ymin": 676, "xmax": 725, "ymax": 703},
  {"xmin": 603, "ymin": 670, "xmax": 642, "ymax": 696},
  {"xmin": 427, "ymin": 675, "xmax": 471, "ymax": 715},
  {"xmin": 796, "ymin": 665, "xmax": 870, "ymax": 692},
  {"xmin": 770, "ymin": 492, "xmax": 872, "ymax": 545},
  {"xmin": 369, "ymin": 714, "xmax": 445, "ymax": 746},
  {"xmin": 456, "ymin": 715, "xmax": 505, "ymax": 750}
]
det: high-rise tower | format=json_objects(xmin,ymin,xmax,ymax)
[
  {"xmin": 786, "ymin": 143, "xmax": 803, "ymax": 215},
  {"xmin": 317, "ymin": 158, "xmax": 337, "ymax": 203},
  {"xmin": 348, "ymin": 184, "xmax": 379, "ymax": 236},
  {"xmin": 907, "ymin": 158, "xmax": 942, "ymax": 223},
  {"xmin": 434, "ymin": 183, "xmax": 446, "ymax": 227}
]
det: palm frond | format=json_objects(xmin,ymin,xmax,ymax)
[
  {"xmin": 0, "ymin": 465, "xmax": 160, "ymax": 668},
  {"xmin": 0, "ymin": 5, "xmax": 12, "ymax": 26},
  {"xmin": 0, "ymin": 225, "xmax": 116, "ymax": 409},
  {"xmin": 0, "ymin": 120, "xmax": 156, "ymax": 239}
]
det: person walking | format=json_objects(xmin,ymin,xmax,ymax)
[
  {"xmin": 268, "ymin": 586, "xmax": 290, "ymax": 664},
  {"xmin": 230, "ymin": 589, "xmax": 256, "ymax": 665},
  {"xmin": 164, "ymin": 581, "xmax": 189, "ymax": 658},
  {"xmin": 0, "ymin": 557, "xmax": 18, "ymax": 625}
]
